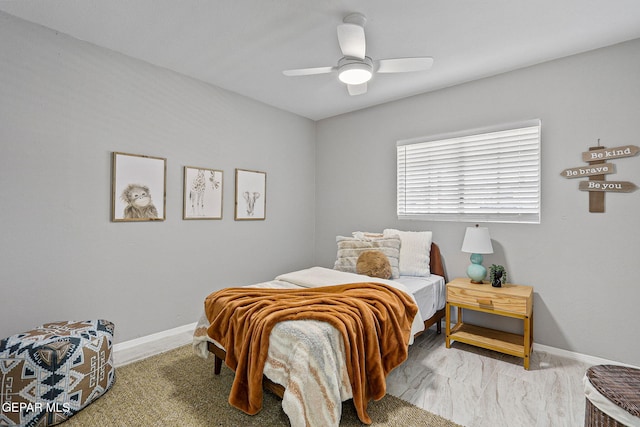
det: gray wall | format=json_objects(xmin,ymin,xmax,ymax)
[
  {"xmin": 2, "ymin": 9, "xmax": 639, "ymax": 367},
  {"xmin": 316, "ymin": 38, "xmax": 640, "ymax": 366},
  {"xmin": 0, "ymin": 12, "xmax": 316, "ymax": 343}
]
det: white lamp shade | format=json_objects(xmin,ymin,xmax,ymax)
[{"xmin": 461, "ymin": 226, "xmax": 494, "ymax": 254}]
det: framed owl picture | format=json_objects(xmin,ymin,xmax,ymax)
[
  {"xmin": 183, "ymin": 166, "xmax": 223, "ymax": 220},
  {"xmin": 111, "ymin": 152, "xmax": 166, "ymax": 222}
]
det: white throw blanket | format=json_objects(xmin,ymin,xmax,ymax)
[{"xmin": 193, "ymin": 267, "xmax": 424, "ymax": 427}]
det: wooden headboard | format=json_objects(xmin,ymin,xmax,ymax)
[{"xmin": 430, "ymin": 242, "xmax": 447, "ymax": 281}]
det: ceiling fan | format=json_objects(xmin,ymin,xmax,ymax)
[{"xmin": 282, "ymin": 12, "xmax": 434, "ymax": 96}]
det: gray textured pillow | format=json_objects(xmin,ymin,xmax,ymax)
[{"xmin": 333, "ymin": 235, "xmax": 401, "ymax": 279}]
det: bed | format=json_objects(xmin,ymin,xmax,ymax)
[{"xmin": 193, "ymin": 234, "xmax": 446, "ymax": 427}]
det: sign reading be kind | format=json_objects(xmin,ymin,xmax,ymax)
[{"xmin": 581, "ymin": 145, "xmax": 639, "ymax": 162}]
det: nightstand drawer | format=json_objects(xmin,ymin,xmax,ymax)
[{"xmin": 447, "ymin": 285, "xmax": 529, "ymax": 315}]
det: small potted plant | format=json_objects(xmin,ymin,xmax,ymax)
[{"xmin": 489, "ymin": 264, "xmax": 507, "ymax": 288}]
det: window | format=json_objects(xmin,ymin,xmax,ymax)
[{"xmin": 397, "ymin": 119, "xmax": 541, "ymax": 224}]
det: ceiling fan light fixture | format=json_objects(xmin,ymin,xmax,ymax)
[{"xmin": 338, "ymin": 58, "xmax": 372, "ymax": 85}]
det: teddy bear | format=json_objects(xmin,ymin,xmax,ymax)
[{"xmin": 356, "ymin": 250, "xmax": 392, "ymax": 279}]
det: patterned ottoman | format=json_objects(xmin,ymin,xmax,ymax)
[{"xmin": 0, "ymin": 320, "xmax": 115, "ymax": 427}]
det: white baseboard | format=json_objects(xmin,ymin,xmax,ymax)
[
  {"xmin": 111, "ymin": 321, "xmax": 639, "ymax": 370},
  {"xmin": 443, "ymin": 321, "xmax": 639, "ymax": 369},
  {"xmin": 533, "ymin": 342, "xmax": 640, "ymax": 369},
  {"xmin": 112, "ymin": 322, "xmax": 197, "ymax": 367}
]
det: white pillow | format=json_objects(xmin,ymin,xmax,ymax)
[
  {"xmin": 334, "ymin": 235, "xmax": 401, "ymax": 279},
  {"xmin": 383, "ymin": 229, "xmax": 432, "ymax": 276}
]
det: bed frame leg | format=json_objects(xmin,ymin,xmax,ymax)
[
  {"xmin": 214, "ymin": 355, "xmax": 222, "ymax": 375},
  {"xmin": 436, "ymin": 319, "xmax": 442, "ymax": 334}
]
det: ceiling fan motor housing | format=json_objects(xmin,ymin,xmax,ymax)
[
  {"xmin": 337, "ymin": 56, "xmax": 373, "ymax": 85},
  {"xmin": 343, "ymin": 12, "xmax": 367, "ymax": 27}
]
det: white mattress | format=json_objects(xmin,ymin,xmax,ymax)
[
  {"xmin": 395, "ymin": 274, "xmax": 446, "ymax": 321},
  {"xmin": 258, "ymin": 270, "xmax": 445, "ymax": 328}
]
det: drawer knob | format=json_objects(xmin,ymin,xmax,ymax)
[{"xmin": 477, "ymin": 298, "xmax": 492, "ymax": 305}]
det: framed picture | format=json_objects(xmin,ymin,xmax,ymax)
[
  {"xmin": 235, "ymin": 168, "xmax": 266, "ymax": 220},
  {"xmin": 183, "ymin": 166, "xmax": 223, "ymax": 220},
  {"xmin": 112, "ymin": 152, "xmax": 166, "ymax": 222}
]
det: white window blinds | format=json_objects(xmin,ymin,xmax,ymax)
[{"xmin": 397, "ymin": 119, "xmax": 541, "ymax": 223}]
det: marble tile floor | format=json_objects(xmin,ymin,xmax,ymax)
[{"xmin": 386, "ymin": 327, "xmax": 592, "ymax": 427}]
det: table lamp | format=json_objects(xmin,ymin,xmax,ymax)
[{"xmin": 461, "ymin": 224, "xmax": 494, "ymax": 284}]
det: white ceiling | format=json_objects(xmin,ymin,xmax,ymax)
[{"xmin": 2, "ymin": 0, "xmax": 640, "ymax": 121}]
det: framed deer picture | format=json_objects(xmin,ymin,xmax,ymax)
[{"xmin": 234, "ymin": 168, "xmax": 266, "ymax": 220}]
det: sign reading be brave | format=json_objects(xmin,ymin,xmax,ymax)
[{"xmin": 561, "ymin": 163, "xmax": 616, "ymax": 178}]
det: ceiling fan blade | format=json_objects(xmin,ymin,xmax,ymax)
[
  {"xmin": 376, "ymin": 57, "xmax": 434, "ymax": 73},
  {"xmin": 282, "ymin": 66, "xmax": 336, "ymax": 77},
  {"xmin": 337, "ymin": 23, "xmax": 365, "ymax": 59},
  {"xmin": 347, "ymin": 82, "xmax": 367, "ymax": 96}
]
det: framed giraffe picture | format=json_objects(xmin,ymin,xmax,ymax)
[
  {"xmin": 183, "ymin": 166, "xmax": 223, "ymax": 220},
  {"xmin": 112, "ymin": 152, "xmax": 166, "ymax": 222},
  {"xmin": 234, "ymin": 168, "xmax": 266, "ymax": 220}
]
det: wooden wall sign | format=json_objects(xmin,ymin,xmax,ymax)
[
  {"xmin": 588, "ymin": 145, "xmax": 606, "ymax": 212},
  {"xmin": 561, "ymin": 144, "xmax": 638, "ymax": 213},
  {"xmin": 561, "ymin": 163, "xmax": 616, "ymax": 178},
  {"xmin": 578, "ymin": 181, "xmax": 637, "ymax": 192},
  {"xmin": 581, "ymin": 145, "xmax": 639, "ymax": 162}
]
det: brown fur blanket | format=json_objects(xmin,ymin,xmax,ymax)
[{"xmin": 204, "ymin": 282, "xmax": 418, "ymax": 424}]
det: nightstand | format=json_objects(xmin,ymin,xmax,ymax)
[{"xmin": 445, "ymin": 277, "xmax": 534, "ymax": 370}]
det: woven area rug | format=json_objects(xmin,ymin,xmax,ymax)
[{"xmin": 65, "ymin": 344, "xmax": 460, "ymax": 426}]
